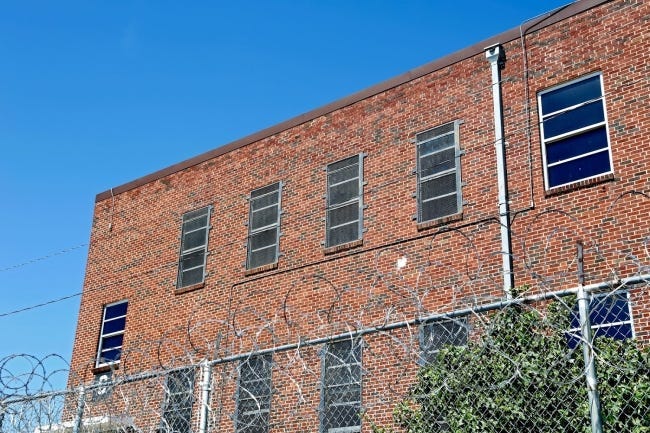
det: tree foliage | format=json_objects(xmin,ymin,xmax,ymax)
[{"xmin": 376, "ymin": 300, "xmax": 650, "ymax": 433}]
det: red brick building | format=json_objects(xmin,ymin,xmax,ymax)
[{"xmin": 67, "ymin": 0, "xmax": 649, "ymax": 431}]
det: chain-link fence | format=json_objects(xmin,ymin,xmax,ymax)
[{"xmin": 1, "ymin": 280, "xmax": 648, "ymax": 433}]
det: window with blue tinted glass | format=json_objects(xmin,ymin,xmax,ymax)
[
  {"xmin": 566, "ymin": 292, "xmax": 633, "ymax": 349},
  {"xmin": 539, "ymin": 73, "xmax": 613, "ymax": 189},
  {"xmin": 96, "ymin": 300, "xmax": 128, "ymax": 366}
]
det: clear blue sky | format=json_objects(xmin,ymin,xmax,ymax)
[{"xmin": 0, "ymin": 0, "xmax": 571, "ymax": 384}]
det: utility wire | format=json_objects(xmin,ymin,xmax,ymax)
[
  {"xmin": 0, "ymin": 243, "xmax": 88, "ymax": 273},
  {"xmin": 0, "ymin": 291, "xmax": 82, "ymax": 318}
]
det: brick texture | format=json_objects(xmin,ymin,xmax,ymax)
[{"xmin": 68, "ymin": 1, "xmax": 649, "ymax": 431}]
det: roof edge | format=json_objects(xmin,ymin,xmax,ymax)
[{"xmin": 96, "ymin": 0, "xmax": 609, "ymax": 203}]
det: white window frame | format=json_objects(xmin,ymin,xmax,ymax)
[
  {"xmin": 320, "ymin": 339, "xmax": 363, "ymax": 433},
  {"xmin": 325, "ymin": 154, "xmax": 364, "ymax": 248},
  {"xmin": 415, "ymin": 121, "xmax": 463, "ymax": 224},
  {"xmin": 247, "ymin": 183, "xmax": 282, "ymax": 270},
  {"xmin": 235, "ymin": 354, "xmax": 273, "ymax": 433},
  {"xmin": 176, "ymin": 206, "xmax": 212, "ymax": 288},
  {"xmin": 538, "ymin": 72, "xmax": 613, "ymax": 189},
  {"xmin": 95, "ymin": 300, "xmax": 128, "ymax": 368}
]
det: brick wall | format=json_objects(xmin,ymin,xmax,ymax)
[{"xmin": 67, "ymin": 0, "xmax": 649, "ymax": 429}]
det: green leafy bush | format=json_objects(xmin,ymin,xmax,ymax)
[{"xmin": 375, "ymin": 300, "xmax": 649, "ymax": 433}]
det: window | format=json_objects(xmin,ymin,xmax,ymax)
[
  {"xmin": 419, "ymin": 317, "xmax": 468, "ymax": 364},
  {"xmin": 567, "ymin": 291, "xmax": 634, "ymax": 349},
  {"xmin": 326, "ymin": 155, "xmax": 364, "ymax": 248},
  {"xmin": 177, "ymin": 206, "xmax": 212, "ymax": 288},
  {"xmin": 96, "ymin": 300, "xmax": 128, "ymax": 367},
  {"xmin": 321, "ymin": 339, "xmax": 362, "ymax": 433},
  {"xmin": 416, "ymin": 121, "xmax": 462, "ymax": 223},
  {"xmin": 247, "ymin": 183, "xmax": 282, "ymax": 269},
  {"xmin": 539, "ymin": 73, "xmax": 613, "ymax": 189},
  {"xmin": 160, "ymin": 368, "xmax": 195, "ymax": 433},
  {"xmin": 235, "ymin": 355, "xmax": 273, "ymax": 433}
]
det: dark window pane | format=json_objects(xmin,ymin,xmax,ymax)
[
  {"xmin": 251, "ymin": 183, "xmax": 279, "ymax": 199},
  {"xmin": 180, "ymin": 266, "xmax": 204, "ymax": 287},
  {"xmin": 328, "ymin": 202, "xmax": 359, "ymax": 228},
  {"xmin": 249, "ymin": 247, "xmax": 277, "ymax": 269},
  {"xmin": 250, "ymin": 228, "xmax": 277, "ymax": 251},
  {"xmin": 328, "ymin": 155, "xmax": 358, "ymax": 173},
  {"xmin": 100, "ymin": 348, "xmax": 122, "ymax": 363},
  {"xmin": 182, "ymin": 229, "xmax": 207, "ymax": 251},
  {"xmin": 101, "ymin": 334, "xmax": 124, "ymax": 351},
  {"xmin": 102, "ymin": 317, "xmax": 126, "ymax": 335},
  {"xmin": 328, "ymin": 223, "xmax": 359, "ymax": 247},
  {"xmin": 566, "ymin": 293, "xmax": 632, "ymax": 349},
  {"xmin": 324, "ymin": 403, "xmax": 361, "ymax": 429},
  {"xmin": 329, "ymin": 179, "xmax": 359, "ymax": 206},
  {"xmin": 418, "ymin": 133, "xmax": 454, "ymax": 157},
  {"xmin": 105, "ymin": 302, "xmax": 128, "ymax": 319},
  {"xmin": 251, "ymin": 191, "xmax": 279, "ymax": 211},
  {"xmin": 541, "ymin": 75, "xmax": 602, "ymax": 114},
  {"xmin": 184, "ymin": 206, "xmax": 209, "ymax": 220},
  {"xmin": 543, "ymin": 101, "xmax": 605, "ymax": 138},
  {"xmin": 327, "ymin": 340, "xmax": 360, "ymax": 364},
  {"xmin": 547, "ymin": 149, "xmax": 611, "ymax": 188},
  {"xmin": 183, "ymin": 214, "xmax": 209, "ymax": 233},
  {"xmin": 594, "ymin": 324, "xmax": 633, "ymax": 340},
  {"xmin": 237, "ymin": 355, "xmax": 272, "ymax": 433},
  {"xmin": 162, "ymin": 369, "xmax": 195, "ymax": 433},
  {"xmin": 416, "ymin": 122, "xmax": 454, "ymax": 143},
  {"xmin": 180, "ymin": 250, "xmax": 205, "ymax": 271},
  {"xmin": 420, "ymin": 147, "xmax": 455, "ymax": 178},
  {"xmin": 420, "ymin": 194, "xmax": 458, "ymax": 222},
  {"xmin": 251, "ymin": 206, "xmax": 279, "ymax": 230},
  {"xmin": 325, "ymin": 364, "xmax": 362, "ymax": 386},
  {"xmin": 546, "ymin": 126, "xmax": 609, "ymax": 164},
  {"xmin": 240, "ymin": 379, "xmax": 272, "ymax": 397},
  {"xmin": 323, "ymin": 340, "xmax": 362, "ymax": 431},
  {"xmin": 329, "ymin": 163, "xmax": 359, "ymax": 186},
  {"xmin": 420, "ymin": 319, "xmax": 468, "ymax": 364},
  {"xmin": 420, "ymin": 173, "xmax": 457, "ymax": 201},
  {"xmin": 590, "ymin": 295, "xmax": 630, "ymax": 325}
]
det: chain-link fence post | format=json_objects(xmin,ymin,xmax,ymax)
[
  {"xmin": 577, "ymin": 242, "xmax": 603, "ymax": 433},
  {"xmin": 71, "ymin": 385, "xmax": 85, "ymax": 433},
  {"xmin": 198, "ymin": 360, "xmax": 213, "ymax": 433}
]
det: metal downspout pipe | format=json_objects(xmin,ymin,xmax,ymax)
[{"xmin": 486, "ymin": 44, "xmax": 514, "ymax": 299}]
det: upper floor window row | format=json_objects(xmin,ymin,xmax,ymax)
[
  {"xmin": 539, "ymin": 72, "xmax": 613, "ymax": 190},
  {"xmin": 177, "ymin": 206, "xmax": 212, "ymax": 289},
  {"xmin": 326, "ymin": 154, "xmax": 365, "ymax": 248},
  {"xmin": 173, "ymin": 74, "xmax": 615, "ymax": 284},
  {"xmin": 247, "ymin": 182, "xmax": 282, "ymax": 270},
  {"xmin": 416, "ymin": 121, "xmax": 463, "ymax": 224}
]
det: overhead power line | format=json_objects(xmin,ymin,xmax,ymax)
[
  {"xmin": 0, "ymin": 291, "xmax": 82, "ymax": 318},
  {"xmin": 0, "ymin": 243, "xmax": 88, "ymax": 273}
]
